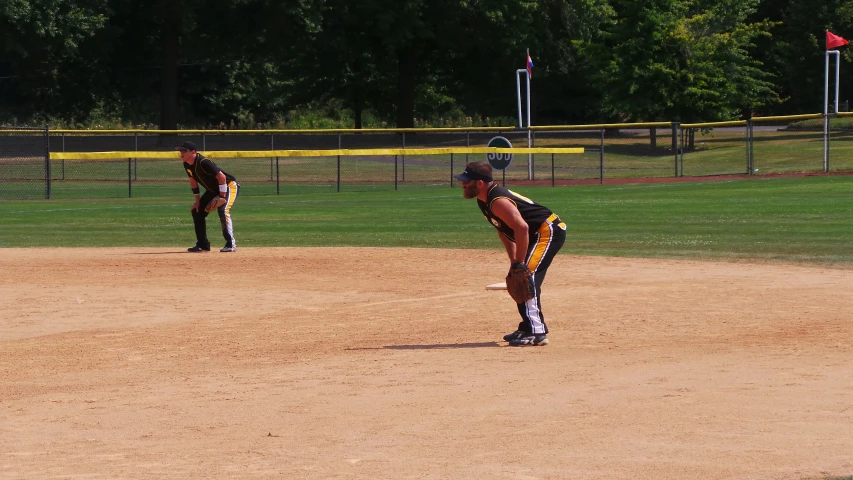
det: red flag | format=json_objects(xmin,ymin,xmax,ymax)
[
  {"xmin": 827, "ymin": 30, "xmax": 848, "ymax": 50},
  {"xmin": 526, "ymin": 52, "xmax": 534, "ymax": 79}
]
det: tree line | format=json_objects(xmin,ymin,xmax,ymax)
[{"xmin": 1, "ymin": 0, "xmax": 851, "ymax": 129}]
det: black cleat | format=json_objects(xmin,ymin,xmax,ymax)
[
  {"xmin": 508, "ymin": 334, "xmax": 549, "ymax": 347},
  {"xmin": 187, "ymin": 244, "xmax": 211, "ymax": 252},
  {"xmin": 503, "ymin": 330, "xmax": 527, "ymax": 342}
]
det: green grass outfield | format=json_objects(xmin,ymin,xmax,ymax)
[{"xmin": 1, "ymin": 175, "xmax": 851, "ymax": 265}]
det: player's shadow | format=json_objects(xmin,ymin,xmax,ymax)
[
  {"xmin": 348, "ymin": 342, "xmax": 500, "ymax": 350},
  {"xmin": 132, "ymin": 251, "xmax": 198, "ymax": 255}
]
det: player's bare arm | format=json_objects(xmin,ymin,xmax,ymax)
[
  {"xmin": 188, "ymin": 177, "xmax": 200, "ymax": 212},
  {"xmin": 490, "ymin": 197, "xmax": 529, "ymax": 264},
  {"xmin": 498, "ymin": 231, "xmax": 516, "ymax": 262},
  {"xmin": 216, "ymin": 171, "xmax": 227, "ymax": 197}
]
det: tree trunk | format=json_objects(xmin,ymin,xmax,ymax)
[
  {"xmin": 395, "ymin": 44, "xmax": 415, "ymax": 129},
  {"xmin": 159, "ymin": 22, "xmax": 179, "ymax": 131}
]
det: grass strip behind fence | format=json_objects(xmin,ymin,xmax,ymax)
[{"xmin": 1, "ymin": 175, "xmax": 851, "ymax": 265}]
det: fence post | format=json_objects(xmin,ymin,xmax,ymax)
[
  {"xmin": 599, "ymin": 129, "xmax": 604, "ymax": 185},
  {"xmin": 45, "ymin": 124, "xmax": 52, "ymax": 199},
  {"xmin": 465, "ymin": 132, "xmax": 470, "ymax": 165},
  {"xmin": 527, "ymin": 128, "xmax": 532, "ymax": 180},
  {"xmin": 127, "ymin": 158, "xmax": 132, "ymax": 198},
  {"xmin": 746, "ymin": 119, "xmax": 753, "ymax": 174},
  {"xmin": 824, "ymin": 114, "xmax": 831, "ymax": 172},
  {"xmin": 61, "ymin": 132, "xmax": 65, "ymax": 181},
  {"xmin": 450, "ymin": 153, "xmax": 454, "ymax": 187},
  {"xmin": 671, "ymin": 122, "xmax": 680, "ymax": 177},
  {"xmin": 531, "ymin": 130, "xmax": 536, "ymax": 180},
  {"xmin": 134, "ymin": 132, "xmax": 139, "ymax": 181},
  {"xmin": 749, "ymin": 120, "xmax": 755, "ymax": 174},
  {"xmin": 270, "ymin": 132, "xmax": 275, "ymax": 182},
  {"xmin": 337, "ymin": 133, "xmax": 342, "ymax": 192},
  {"xmin": 679, "ymin": 127, "xmax": 685, "ymax": 176},
  {"xmin": 551, "ymin": 153, "xmax": 555, "ymax": 187},
  {"xmin": 401, "ymin": 132, "xmax": 406, "ymax": 182}
]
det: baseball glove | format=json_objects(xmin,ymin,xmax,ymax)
[
  {"xmin": 205, "ymin": 197, "xmax": 227, "ymax": 212},
  {"xmin": 505, "ymin": 262, "xmax": 535, "ymax": 303}
]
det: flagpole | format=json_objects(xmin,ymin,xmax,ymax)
[
  {"xmin": 516, "ymin": 72, "xmax": 523, "ymax": 128},
  {"xmin": 824, "ymin": 31, "xmax": 849, "ymax": 172},
  {"xmin": 526, "ymin": 49, "xmax": 531, "ymax": 128},
  {"xmin": 825, "ymin": 49, "xmax": 841, "ymax": 172},
  {"xmin": 526, "ymin": 49, "xmax": 532, "ymax": 179},
  {"xmin": 824, "ymin": 50, "xmax": 830, "ymax": 172}
]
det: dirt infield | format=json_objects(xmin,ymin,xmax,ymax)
[{"xmin": 2, "ymin": 247, "xmax": 852, "ymax": 479}]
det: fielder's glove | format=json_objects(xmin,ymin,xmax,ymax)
[
  {"xmin": 205, "ymin": 197, "xmax": 227, "ymax": 212},
  {"xmin": 505, "ymin": 262, "xmax": 535, "ymax": 303}
]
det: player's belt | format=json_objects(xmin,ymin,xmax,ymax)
[{"xmin": 545, "ymin": 213, "xmax": 566, "ymax": 230}]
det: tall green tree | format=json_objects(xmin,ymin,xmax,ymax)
[
  {"xmin": 583, "ymin": 0, "xmax": 777, "ymax": 122},
  {"xmin": 524, "ymin": 0, "xmax": 615, "ymax": 123},
  {"xmin": 64, "ymin": 0, "xmax": 316, "ymax": 129},
  {"xmin": 750, "ymin": 0, "xmax": 853, "ymax": 114},
  {"xmin": 0, "ymin": 0, "xmax": 107, "ymax": 122}
]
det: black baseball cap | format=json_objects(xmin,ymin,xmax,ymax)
[
  {"xmin": 454, "ymin": 163, "xmax": 493, "ymax": 182},
  {"xmin": 176, "ymin": 141, "xmax": 198, "ymax": 152}
]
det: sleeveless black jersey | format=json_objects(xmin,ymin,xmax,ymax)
[
  {"xmin": 183, "ymin": 154, "xmax": 236, "ymax": 193},
  {"xmin": 477, "ymin": 183, "xmax": 554, "ymax": 242}
]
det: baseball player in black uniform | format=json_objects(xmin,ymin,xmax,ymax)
[
  {"xmin": 455, "ymin": 161, "xmax": 566, "ymax": 346},
  {"xmin": 177, "ymin": 141, "xmax": 239, "ymax": 253}
]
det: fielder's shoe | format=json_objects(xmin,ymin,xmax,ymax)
[
  {"xmin": 187, "ymin": 244, "xmax": 211, "ymax": 252},
  {"xmin": 220, "ymin": 245, "xmax": 236, "ymax": 253},
  {"xmin": 503, "ymin": 330, "xmax": 527, "ymax": 342},
  {"xmin": 508, "ymin": 334, "xmax": 549, "ymax": 347}
]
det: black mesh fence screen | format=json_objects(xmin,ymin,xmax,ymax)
[
  {"xmin": 0, "ymin": 126, "xmax": 48, "ymax": 200},
  {"xmin": 0, "ymin": 122, "xmax": 844, "ymax": 200},
  {"xmin": 750, "ymin": 119, "xmax": 824, "ymax": 174}
]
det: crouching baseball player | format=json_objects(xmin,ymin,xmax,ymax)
[
  {"xmin": 177, "ymin": 141, "xmax": 239, "ymax": 253},
  {"xmin": 455, "ymin": 161, "xmax": 566, "ymax": 346}
]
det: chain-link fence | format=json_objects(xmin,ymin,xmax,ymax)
[
  {"xmin": 44, "ymin": 128, "xmax": 525, "ymax": 199},
  {"xmin": 531, "ymin": 123, "xmax": 679, "ymax": 183},
  {"xmin": 1, "ymin": 116, "xmax": 850, "ymax": 199},
  {"xmin": 0, "ymin": 126, "xmax": 49, "ymax": 200}
]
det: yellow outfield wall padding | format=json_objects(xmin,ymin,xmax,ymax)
[{"xmin": 49, "ymin": 147, "xmax": 585, "ymax": 161}]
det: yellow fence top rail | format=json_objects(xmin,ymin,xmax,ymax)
[
  {"xmin": 531, "ymin": 122, "xmax": 672, "ymax": 131},
  {"xmin": 50, "ymin": 147, "xmax": 586, "ymax": 161},
  {"xmin": 32, "ymin": 113, "xmax": 839, "ymax": 136},
  {"xmin": 680, "ymin": 120, "xmax": 748, "ymax": 128},
  {"xmin": 48, "ymin": 126, "xmax": 517, "ymax": 135},
  {"xmin": 750, "ymin": 113, "xmax": 823, "ymax": 123}
]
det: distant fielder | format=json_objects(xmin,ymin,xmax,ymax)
[
  {"xmin": 177, "ymin": 141, "xmax": 239, "ymax": 253},
  {"xmin": 455, "ymin": 161, "xmax": 566, "ymax": 346}
]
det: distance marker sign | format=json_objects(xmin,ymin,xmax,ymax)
[{"xmin": 486, "ymin": 136, "xmax": 513, "ymax": 170}]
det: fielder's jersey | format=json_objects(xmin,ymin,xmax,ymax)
[
  {"xmin": 183, "ymin": 154, "xmax": 236, "ymax": 193},
  {"xmin": 477, "ymin": 183, "xmax": 555, "ymax": 243}
]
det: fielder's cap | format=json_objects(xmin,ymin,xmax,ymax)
[
  {"xmin": 176, "ymin": 141, "xmax": 198, "ymax": 152},
  {"xmin": 454, "ymin": 163, "xmax": 493, "ymax": 182}
]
